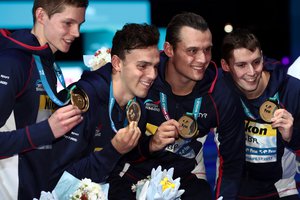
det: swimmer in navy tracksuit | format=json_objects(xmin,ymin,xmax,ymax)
[
  {"xmin": 0, "ymin": 1, "xmax": 88, "ymax": 199},
  {"xmin": 0, "ymin": 28, "xmax": 83, "ymax": 200},
  {"xmin": 221, "ymin": 28, "xmax": 300, "ymax": 199},
  {"xmin": 49, "ymin": 63, "xmax": 147, "ymax": 186},
  {"xmin": 47, "ymin": 23, "xmax": 160, "ymax": 194}
]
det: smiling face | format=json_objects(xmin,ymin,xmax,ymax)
[
  {"xmin": 221, "ymin": 48, "xmax": 265, "ymax": 98},
  {"xmin": 119, "ymin": 46, "xmax": 160, "ymax": 98},
  {"xmin": 38, "ymin": 5, "xmax": 86, "ymax": 53},
  {"xmin": 165, "ymin": 26, "xmax": 212, "ymax": 82}
]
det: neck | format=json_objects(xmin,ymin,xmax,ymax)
[
  {"xmin": 31, "ymin": 25, "xmax": 45, "ymax": 46},
  {"xmin": 112, "ymin": 74, "xmax": 134, "ymax": 108},
  {"xmin": 246, "ymin": 71, "xmax": 270, "ymax": 99},
  {"xmin": 31, "ymin": 25, "xmax": 55, "ymax": 53},
  {"xmin": 165, "ymin": 61, "xmax": 196, "ymax": 96}
]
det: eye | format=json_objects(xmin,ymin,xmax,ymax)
[
  {"xmin": 252, "ymin": 59, "xmax": 262, "ymax": 67},
  {"xmin": 186, "ymin": 48, "xmax": 197, "ymax": 56},
  {"xmin": 236, "ymin": 63, "xmax": 246, "ymax": 68},
  {"xmin": 203, "ymin": 46, "xmax": 212, "ymax": 53},
  {"xmin": 137, "ymin": 64, "xmax": 147, "ymax": 70},
  {"xmin": 63, "ymin": 21, "xmax": 72, "ymax": 27}
]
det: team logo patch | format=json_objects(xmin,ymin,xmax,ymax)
[
  {"xmin": 95, "ymin": 123, "xmax": 102, "ymax": 136},
  {"xmin": 35, "ymin": 79, "xmax": 44, "ymax": 92},
  {"xmin": 144, "ymin": 99, "xmax": 160, "ymax": 112}
]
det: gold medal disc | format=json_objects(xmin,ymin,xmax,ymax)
[
  {"xmin": 70, "ymin": 88, "xmax": 89, "ymax": 112},
  {"xmin": 126, "ymin": 101, "xmax": 141, "ymax": 123},
  {"xmin": 178, "ymin": 115, "xmax": 198, "ymax": 139},
  {"xmin": 259, "ymin": 100, "xmax": 278, "ymax": 123}
]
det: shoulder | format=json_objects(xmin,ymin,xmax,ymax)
[
  {"xmin": 0, "ymin": 48, "xmax": 31, "ymax": 65},
  {"xmin": 0, "ymin": 48, "xmax": 32, "ymax": 77},
  {"xmin": 209, "ymin": 76, "xmax": 242, "ymax": 115},
  {"xmin": 282, "ymin": 75, "xmax": 300, "ymax": 93},
  {"xmin": 213, "ymin": 76, "xmax": 237, "ymax": 99}
]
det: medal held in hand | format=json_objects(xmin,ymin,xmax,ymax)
[
  {"xmin": 70, "ymin": 87, "xmax": 89, "ymax": 112},
  {"xmin": 259, "ymin": 99, "xmax": 279, "ymax": 123},
  {"xmin": 178, "ymin": 115, "xmax": 198, "ymax": 139},
  {"xmin": 126, "ymin": 100, "xmax": 141, "ymax": 123}
]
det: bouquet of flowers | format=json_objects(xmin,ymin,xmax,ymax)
[
  {"xmin": 34, "ymin": 172, "xmax": 109, "ymax": 200},
  {"xmin": 83, "ymin": 47, "xmax": 111, "ymax": 71},
  {"xmin": 131, "ymin": 166, "xmax": 185, "ymax": 200},
  {"xmin": 70, "ymin": 178, "xmax": 107, "ymax": 200}
]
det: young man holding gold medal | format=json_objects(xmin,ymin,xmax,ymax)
[
  {"xmin": 220, "ymin": 28, "xmax": 300, "ymax": 199},
  {"xmin": 107, "ymin": 12, "xmax": 245, "ymax": 200},
  {"xmin": 46, "ymin": 23, "xmax": 160, "ymax": 193},
  {"xmin": 0, "ymin": 0, "xmax": 87, "ymax": 199}
]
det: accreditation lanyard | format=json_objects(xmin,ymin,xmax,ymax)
[
  {"xmin": 108, "ymin": 81, "xmax": 129, "ymax": 133},
  {"xmin": 240, "ymin": 92, "xmax": 279, "ymax": 120},
  {"xmin": 159, "ymin": 92, "xmax": 202, "ymax": 121},
  {"xmin": 33, "ymin": 55, "xmax": 70, "ymax": 106}
]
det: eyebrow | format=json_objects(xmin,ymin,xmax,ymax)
[
  {"xmin": 64, "ymin": 18, "xmax": 85, "ymax": 25},
  {"xmin": 136, "ymin": 61, "xmax": 154, "ymax": 65}
]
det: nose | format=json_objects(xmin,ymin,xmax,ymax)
[
  {"xmin": 71, "ymin": 25, "xmax": 80, "ymax": 38},
  {"xmin": 147, "ymin": 66, "xmax": 157, "ymax": 80},
  {"xmin": 247, "ymin": 64, "xmax": 255, "ymax": 75},
  {"xmin": 195, "ymin": 51, "xmax": 208, "ymax": 63}
]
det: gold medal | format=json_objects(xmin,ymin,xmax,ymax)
[
  {"xmin": 178, "ymin": 115, "xmax": 198, "ymax": 139},
  {"xmin": 70, "ymin": 88, "xmax": 89, "ymax": 112},
  {"xmin": 259, "ymin": 100, "xmax": 279, "ymax": 123},
  {"xmin": 126, "ymin": 101, "xmax": 141, "ymax": 123}
]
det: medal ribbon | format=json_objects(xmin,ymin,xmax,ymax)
[
  {"xmin": 159, "ymin": 92, "xmax": 202, "ymax": 120},
  {"xmin": 159, "ymin": 92, "xmax": 170, "ymax": 120},
  {"xmin": 33, "ymin": 55, "xmax": 70, "ymax": 106},
  {"xmin": 187, "ymin": 97, "xmax": 202, "ymax": 120},
  {"xmin": 240, "ymin": 92, "xmax": 279, "ymax": 120},
  {"xmin": 108, "ymin": 81, "xmax": 130, "ymax": 133}
]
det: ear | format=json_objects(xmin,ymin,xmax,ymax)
[
  {"xmin": 221, "ymin": 59, "xmax": 230, "ymax": 72},
  {"xmin": 35, "ymin": 7, "xmax": 46, "ymax": 24},
  {"xmin": 111, "ymin": 55, "xmax": 121, "ymax": 73},
  {"xmin": 163, "ymin": 42, "xmax": 174, "ymax": 57}
]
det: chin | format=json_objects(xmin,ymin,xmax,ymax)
[
  {"xmin": 61, "ymin": 48, "xmax": 70, "ymax": 53},
  {"xmin": 193, "ymin": 75, "xmax": 204, "ymax": 81},
  {"xmin": 136, "ymin": 91, "xmax": 148, "ymax": 98},
  {"xmin": 59, "ymin": 45, "xmax": 71, "ymax": 53}
]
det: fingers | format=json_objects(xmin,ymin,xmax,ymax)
[
  {"xmin": 157, "ymin": 119, "xmax": 180, "ymax": 138},
  {"xmin": 150, "ymin": 119, "xmax": 180, "ymax": 152},
  {"xmin": 127, "ymin": 121, "xmax": 141, "ymax": 145},
  {"xmin": 271, "ymin": 109, "xmax": 293, "ymax": 128},
  {"xmin": 112, "ymin": 121, "xmax": 141, "ymax": 154},
  {"xmin": 271, "ymin": 109, "xmax": 293, "ymax": 142},
  {"xmin": 49, "ymin": 105, "xmax": 83, "ymax": 138}
]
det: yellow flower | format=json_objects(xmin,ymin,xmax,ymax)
[{"xmin": 160, "ymin": 177, "xmax": 175, "ymax": 191}]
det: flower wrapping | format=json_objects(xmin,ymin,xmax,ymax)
[
  {"xmin": 83, "ymin": 47, "xmax": 111, "ymax": 71},
  {"xmin": 34, "ymin": 171, "xmax": 109, "ymax": 200},
  {"xmin": 132, "ymin": 166, "xmax": 185, "ymax": 200}
]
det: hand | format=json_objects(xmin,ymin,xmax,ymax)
[
  {"xmin": 111, "ymin": 121, "xmax": 141, "ymax": 154},
  {"xmin": 271, "ymin": 108, "xmax": 293, "ymax": 142},
  {"xmin": 48, "ymin": 105, "xmax": 83, "ymax": 138},
  {"xmin": 149, "ymin": 119, "xmax": 180, "ymax": 153}
]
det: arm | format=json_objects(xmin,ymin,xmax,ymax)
[
  {"xmin": 66, "ymin": 141, "xmax": 122, "ymax": 183},
  {"xmin": 66, "ymin": 122, "xmax": 140, "ymax": 182},
  {"xmin": 214, "ymin": 92, "xmax": 245, "ymax": 199},
  {"xmin": 0, "ymin": 54, "xmax": 82, "ymax": 157},
  {"xmin": 132, "ymin": 119, "xmax": 180, "ymax": 161}
]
